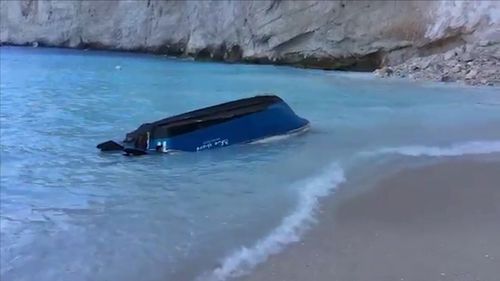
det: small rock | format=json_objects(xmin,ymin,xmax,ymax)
[
  {"xmin": 443, "ymin": 50, "xmax": 456, "ymax": 60},
  {"xmin": 436, "ymin": 63, "xmax": 445, "ymax": 71},
  {"xmin": 461, "ymin": 52, "xmax": 473, "ymax": 62},
  {"xmin": 446, "ymin": 58, "xmax": 458, "ymax": 66},
  {"xmin": 451, "ymin": 64, "xmax": 462, "ymax": 73},
  {"xmin": 478, "ymin": 40, "xmax": 490, "ymax": 47},
  {"xmin": 454, "ymin": 45, "xmax": 466, "ymax": 56},
  {"xmin": 440, "ymin": 74, "xmax": 453, "ymax": 82},
  {"xmin": 411, "ymin": 64, "xmax": 420, "ymax": 71},
  {"xmin": 376, "ymin": 66, "xmax": 394, "ymax": 77},
  {"xmin": 385, "ymin": 66, "xmax": 394, "ymax": 75},
  {"xmin": 420, "ymin": 59, "xmax": 431, "ymax": 69},
  {"xmin": 465, "ymin": 69, "xmax": 478, "ymax": 80},
  {"xmin": 483, "ymin": 69, "xmax": 498, "ymax": 76}
]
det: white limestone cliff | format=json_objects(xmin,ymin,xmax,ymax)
[{"xmin": 1, "ymin": 0, "xmax": 499, "ymax": 83}]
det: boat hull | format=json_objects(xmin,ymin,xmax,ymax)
[
  {"xmin": 97, "ymin": 96, "xmax": 309, "ymax": 155},
  {"xmin": 151, "ymin": 101, "xmax": 309, "ymax": 152}
]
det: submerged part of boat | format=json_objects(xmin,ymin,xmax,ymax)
[
  {"xmin": 97, "ymin": 95, "xmax": 309, "ymax": 155},
  {"xmin": 97, "ymin": 140, "xmax": 124, "ymax": 151}
]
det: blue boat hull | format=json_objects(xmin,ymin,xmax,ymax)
[
  {"xmin": 149, "ymin": 101, "xmax": 309, "ymax": 152},
  {"xmin": 97, "ymin": 96, "xmax": 309, "ymax": 155}
]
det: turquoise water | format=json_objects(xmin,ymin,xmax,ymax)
[{"xmin": 1, "ymin": 47, "xmax": 500, "ymax": 281}]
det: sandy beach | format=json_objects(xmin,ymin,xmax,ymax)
[{"xmin": 238, "ymin": 157, "xmax": 500, "ymax": 281}]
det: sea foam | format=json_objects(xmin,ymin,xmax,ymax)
[
  {"xmin": 201, "ymin": 140, "xmax": 500, "ymax": 280},
  {"xmin": 199, "ymin": 162, "xmax": 345, "ymax": 281},
  {"xmin": 371, "ymin": 140, "xmax": 500, "ymax": 157}
]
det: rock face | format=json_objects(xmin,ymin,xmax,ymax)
[{"xmin": 1, "ymin": 0, "xmax": 499, "ymax": 84}]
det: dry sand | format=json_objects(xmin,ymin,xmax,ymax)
[{"xmin": 238, "ymin": 158, "xmax": 500, "ymax": 281}]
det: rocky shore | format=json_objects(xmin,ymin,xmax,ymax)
[{"xmin": 374, "ymin": 43, "xmax": 500, "ymax": 86}]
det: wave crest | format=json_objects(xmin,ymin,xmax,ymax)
[
  {"xmin": 371, "ymin": 140, "xmax": 500, "ymax": 157},
  {"xmin": 199, "ymin": 162, "xmax": 344, "ymax": 281},
  {"xmin": 200, "ymin": 140, "xmax": 500, "ymax": 281}
]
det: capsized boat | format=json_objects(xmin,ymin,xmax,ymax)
[{"xmin": 97, "ymin": 95, "xmax": 309, "ymax": 155}]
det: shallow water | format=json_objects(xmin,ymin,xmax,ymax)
[{"xmin": 1, "ymin": 47, "xmax": 499, "ymax": 281}]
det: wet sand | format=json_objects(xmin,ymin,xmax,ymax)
[{"xmin": 238, "ymin": 158, "xmax": 500, "ymax": 281}]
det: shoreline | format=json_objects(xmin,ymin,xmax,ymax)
[
  {"xmin": 236, "ymin": 155, "xmax": 500, "ymax": 281},
  {"xmin": 0, "ymin": 42, "xmax": 376, "ymax": 71},
  {"xmin": 2, "ymin": 43, "xmax": 498, "ymax": 87}
]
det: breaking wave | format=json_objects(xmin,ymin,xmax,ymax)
[
  {"xmin": 199, "ymin": 162, "xmax": 345, "ymax": 281},
  {"xmin": 368, "ymin": 140, "xmax": 500, "ymax": 157},
  {"xmin": 199, "ymin": 140, "xmax": 499, "ymax": 281}
]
